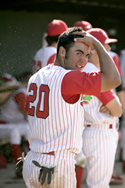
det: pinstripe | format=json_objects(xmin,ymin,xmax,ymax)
[
  {"xmin": 27, "ymin": 64, "xmax": 84, "ymax": 153},
  {"xmin": 23, "ymin": 150, "xmax": 76, "ymax": 188},
  {"xmin": 24, "ymin": 64, "xmax": 84, "ymax": 187},
  {"xmin": 82, "ymin": 62, "xmax": 119, "ymax": 188}
]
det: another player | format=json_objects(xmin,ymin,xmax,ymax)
[
  {"xmin": 82, "ymin": 27, "xmax": 124, "ymax": 187},
  {"xmin": 33, "ymin": 19, "xmax": 68, "ymax": 74},
  {"xmin": 23, "ymin": 27, "xmax": 121, "ymax": 188},
  {"xmin": 73, "ymin": 20, "xmax": 92, "ymax": 31},
  {"xmin": 0, "ymin": 73, "xmax": 30, "ymax": 177},
  {"xmin": 82, "ymin": 63, "xmax": 122, "ymax": 188},
  {"xmin": 119, "ymin": 49, "xmax": 125, "ymax": 172}
]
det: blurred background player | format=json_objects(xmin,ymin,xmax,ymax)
[
  {"xmin": 87, "ymin": 27, "xmax": 124, "ymax": 185},
  {"xmin": 73, "ymin": 20, "xmax": 125, "ymax": 187},
  {"xmin": 73, "ymin": 20, "xmax": 92, "ymax": 31},
  {"xmin": 0, "ymin": 73, "xmax": 30, "ymax": 177},
  {"xmin": 33, "ymin": 19, "xmax": 68, "ymax": 74},
  {"xmin": 119, "ymin": 49, "xmax": 125, "ymax": 172}
]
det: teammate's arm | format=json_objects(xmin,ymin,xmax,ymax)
[
  {"xmin": 105, "ymin": 97, "xmax": 122, "ymax": 117},
  {"xmin": 98, "ymin": 90, "xmax": 123, "ymax": 117}
]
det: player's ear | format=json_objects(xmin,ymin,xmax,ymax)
[{"xmin": 59, "ymin": 46, "xmax": 66, "ymax": 58}]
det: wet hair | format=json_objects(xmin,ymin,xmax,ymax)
[
  {"xmin": 56, "ymin": 27, "xmax": 83, "ymax": 56},
  {"xmin": 46, "ymin": 35, "xmax": 59, "ymax": 45}
]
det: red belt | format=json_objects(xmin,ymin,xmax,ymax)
[
  {"xmin": 42, "ymin": 151, "xmax": 54, "ymax": 156},
  {"xmin": 86, "ymin": 124, "xmax": 118, "ymax": 129}
]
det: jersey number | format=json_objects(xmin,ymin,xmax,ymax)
[{"xmin": 28, "ymin": 83, "xmax": 49, "ymax": 119}]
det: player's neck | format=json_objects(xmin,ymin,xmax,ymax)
[{"xmin": 51, "ymin": 42, "xmax": 57, "ymax": 48}]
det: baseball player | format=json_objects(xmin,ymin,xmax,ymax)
[
  {"xmin": 109, "ymin": 50, "xmax": 125, "ymax": 113},
  {"xmin": 119, "ymin": 49, "xmax": 125, "ymax": 172},
  {"xmin": 22, "ymin": 27, "xmax": 120, "ymax": 188},
  {"xmin": 33, "ymin": 19, "xmax": 68, "ymax": 74},
  {"xmin": 82, "ymin": 62, "xmax": 122, "ymax": 188},
  {"xmin": 73, "ymin": 20, "xmax": 92, "ymax": 31},
  {"xmin": 81, "ymin": 28, "xmax": 123, "ymax": 187},
  {"xmin": 0, "ymin": 73, "xmax": 30, "ymax": 176}
]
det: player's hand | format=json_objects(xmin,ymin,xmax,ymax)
[
  {"xmin": 99, "ymin": 104, "xmax": 110, "ymax": 114},
  {"xmin": 32, "ymin": 160, "xmax": 55, "ymax": 186},
  {"xmin": 16, "ymin": 152, "xmax": 25, "ymax": 178},
  {"xmin": 73, "ymin": 31, "xmax": 97, "ymax": 47}
]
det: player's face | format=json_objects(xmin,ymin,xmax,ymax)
[{"xmin": 64, "ymin": 42, "xmax": 90, "ymax": 71}]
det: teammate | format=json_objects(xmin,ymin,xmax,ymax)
[
  {"xmin": 0, "ymin": 73, "xmax": 30, "ymax": 176},
  {"xmin": 33, "ymin": 19, "xmax": 68, "ymax": 74},
  {"xmin": 82, "ymin": 62, "xmax": 122, "ymax": 188},
  {"xmin": 82, "ymin": 27, "xmax": 123, "ymax": 187},
  {"xmin": 119, "ymin": 49, "xmax": 125, "ymax": 172},
  {"xmin": 23, "ymin": 27, "xmax": 120, "ymax": 188},
  {"xmin": 73, "ymin": 20, "xmax": 92, "ymax": 31},
  {"xmin": 73, "ymin": 21, "xmax": 124, "ymax": 187}
]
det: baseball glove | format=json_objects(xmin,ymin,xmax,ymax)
[
  {"xmin": 32, "ymin": 160, "xmax": 55, "ymax": 185},
  {"xmin": 15, "ymin": 152, "xmax": 25, "ymax": 178}
]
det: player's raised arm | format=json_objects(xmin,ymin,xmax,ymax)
[{"xmin": 74, "ymin": 31, "xmax": 121, "ymax": 92}]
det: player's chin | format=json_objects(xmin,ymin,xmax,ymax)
[{"xmin": 75, "ymin": 65, "xmax": 84, "ymax": 72}]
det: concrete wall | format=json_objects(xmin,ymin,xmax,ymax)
[
  {"xmin": 0, "ymin": 10, "xmax": 84, "ymax": 77},
  {"xmin": 0, "ymin": 10, "xmax": 123, "ymax": 77}
]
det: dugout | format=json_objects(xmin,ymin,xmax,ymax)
[{"xmin": 0, "ymin": 0, "xmax": 125, "ymax": 77}]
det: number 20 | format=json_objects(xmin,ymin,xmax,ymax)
[{"xmin": 28, "ymin": 83, "xmax": 49, "ymax": 119}]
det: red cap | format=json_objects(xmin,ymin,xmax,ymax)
[
  {"xmin": 73, "ymin": 21, "xmax": 92, "ymax": 31},
  {"xmin": 87, "ymin": 28, "xmax": 118, "ymax": 44},
  {"xmin": 47, "ymin": 19, "xmax": 68, "ymax": 36}
]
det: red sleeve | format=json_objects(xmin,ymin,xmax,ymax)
[
  {"xmin": 98, "ymin": 90, "xmax": 116, "ymax": 105},
  {"xmin": 47, "ymin": 54, "xmax": 56, "ymax": 65},
  {"xmin": 61, "ymin": 71, "xmax": 101, "ymax": 103},
  {"xmin": 113, "ymin": 55, "xmax": 122, "ymax": 76},
  {"xmin": 14, "ymin": 92, "xmax": 27, "ymax": 111},
  {"xmin": 25, "ymin": 95, "xmax": 29, "ymax": 112}
]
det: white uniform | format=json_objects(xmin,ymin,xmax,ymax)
[
  {"xmin": 82, "ymin": 63, "xmax": 119, "ymax": 188},
  {"xmin": 0, "ymin": 87, "xmax": 29, "ymax": 144},
  {"xmin": 23, "ymin": 64, "xmax": 84, "ymax": 188},
  {"xmin": 119, "ymin": 49, "xmax": 125, "ymax": 89},
  {"xmin": 119, "ymin": 49, "xmax": 125, "ymax": 161},
  {"xmin": 33, "ymin": 46, "xmax": 56, "ymax": 73}
]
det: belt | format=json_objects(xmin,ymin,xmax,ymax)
[
  {"xmin": 42, "ymin": 151, "xmax": 54, "ymax": 156},
  {"xmin": 86, "ymin": 123, "xmax": 118, "ymax": 129}
]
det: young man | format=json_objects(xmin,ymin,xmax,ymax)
[
  {"xmin": 81, "ymin": 28, "xmax": 123, "ymax": 187},
  {"xmin": 119, "ymin": 49, "xmax": 125, "ymax": 172},
  {"xmin": 23, "ymin": 27, "xmax": 121, "ymax": 188},
  {"xmin": 33, "ymin": 19, "xmax": 68, "ymax": 74},
  {"xmin": 73, "ymin": 20, "xmax": 92, "ymax": 31}
]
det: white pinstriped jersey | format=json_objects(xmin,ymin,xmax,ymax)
[
  {"xmin": 27, "ymin": 64, "xmax": 84, "ymax": 154},
  {"xmin": 82, "ymin": 63, "xmax": 119, "ymax": 125},
  {"xmin": 33, "ymin": 46, "xmax": 56, "ymax": 73}
]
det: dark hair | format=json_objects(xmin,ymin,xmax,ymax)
[
  {"xmin": 56, "ymin": 27, "xmax": 83, "ymax": 56},
  {"xmin": 46, "ymin": 35, "xmax": 59, "ymax": 45}
]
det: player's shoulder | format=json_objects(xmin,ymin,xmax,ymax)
[
  {"xmin": 109, "ymin": 50, "xmax": 118, "ymax": 57},
  {"xmin": 14, "ymin": 86, "xmax": 27, "ymax": 95},
  {"xmin": 82, "ymin": 62, "xmax": 100, "ymax": 73},
  {"xmin": 34, "ymin": 46, "xmax": 56, "ymax": 59}
]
